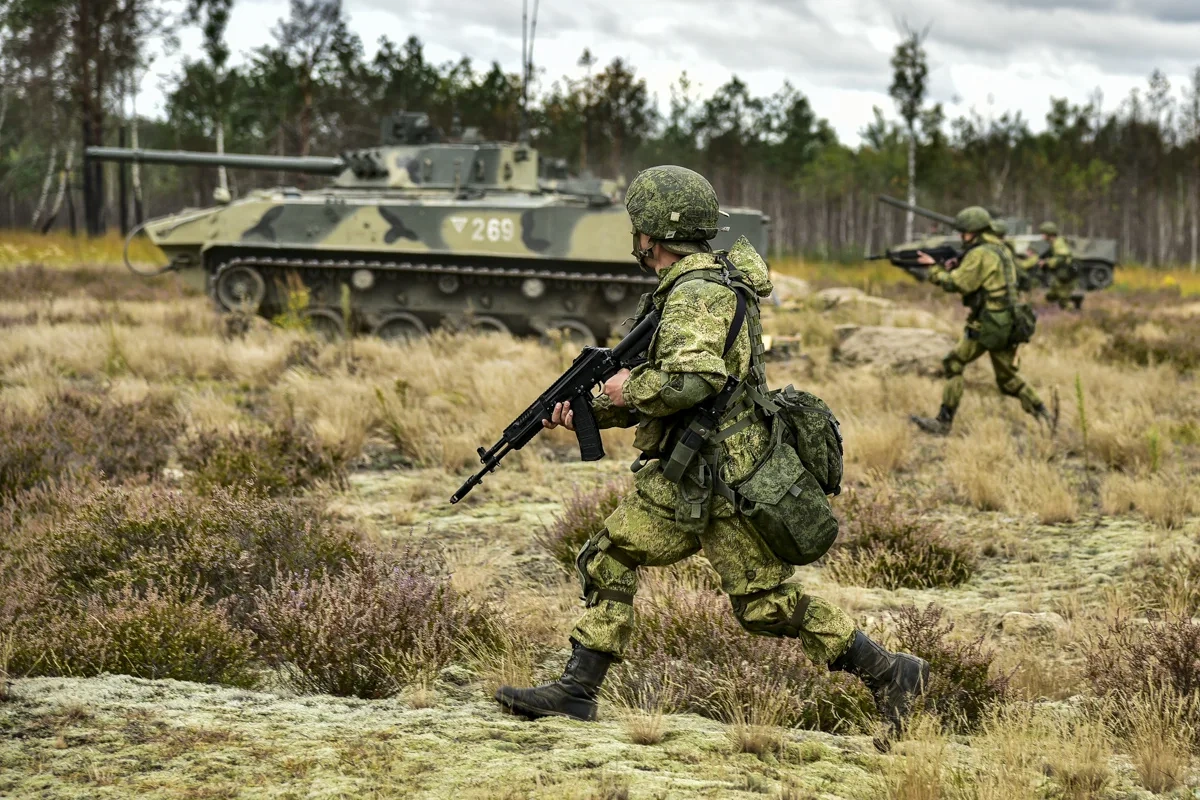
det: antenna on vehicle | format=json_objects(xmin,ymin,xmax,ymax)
[{"xmin": 519, "ymin": 0, "xmax": 541, "ymax": 143}]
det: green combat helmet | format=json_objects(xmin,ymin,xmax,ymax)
[
  {"xmin": 992, "ymin": 218, "xmax": 1008, "ymax": 237},
  {"xmin": 953, "ymin": 206, "xmax": 993, "ymax": 234},
  {"xmin": 626, "ymin": 165, "xmax": 721, "ymax": 256},
  {"xmin": 1039, "ymin": 221, "xmax": 1059, "ymax": 236}
]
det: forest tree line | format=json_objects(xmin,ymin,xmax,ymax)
[{"xmin": 3, "ymin": 0, "xmax": 1200, "ymax": 266}]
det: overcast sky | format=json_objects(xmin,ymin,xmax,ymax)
[{"xmin": 138, "ymin": 0, "xmax": 1200, "ymax": 145}]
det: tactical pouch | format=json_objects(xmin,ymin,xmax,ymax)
[
  {"xmin": 1008, "ymin": 302, "xmax": 1037, "ymax": 346},
  {"xmin": 977, "ymin": 307, "xmax": 1014, "ymax": 351},
  {"xmin": 769, "ymin": 385, "xmax": 844, "ymax": 496},
  {"xmin": 732, "ymin": 433, "xmax": 839, "ymax": 566}
]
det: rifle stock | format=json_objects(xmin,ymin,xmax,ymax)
[{"xmin": 450, "ymin": 310, "xmax": 661, "ymax": 504}]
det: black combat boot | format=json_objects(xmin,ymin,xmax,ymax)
[
  {"xmin": 830, "ymin": 631, "xmax": 929, "ymax": 740},
  {"xmin": 495, "ymin": 641, "xmax": 614, "ymax": 722},
  {"xmin": 910, "ymin": 404, "xmax": 955, "ymax": 435},
  {"xmin": 1032, "ymin": 402, "xmax": 1057, "ymax": 432}
]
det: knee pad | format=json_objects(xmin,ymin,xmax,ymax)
[
  {"xmin": 575, "ymin": 530, "xmax": 639, "ymax": 607},
  {"xmin": 943, "ymin": 353, "xmax": 966, "ymax": 378},
  {"xmin": 730, "ymin": 586, "xmax": 808, "ymax": 638},
  {"xmin": 998, "ymin": 376, "xmax": 1025, "ymax": 397}
]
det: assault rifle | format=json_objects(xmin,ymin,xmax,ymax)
[
  {"xmin": 450, "ymin": 310, "xmax": 660, "ymax": 504},
  {"xmin": 867, "ymin": 245, "xmax": 961, "ymax": 280}
]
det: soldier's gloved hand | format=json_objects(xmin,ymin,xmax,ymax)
[
  {"xmin": 943, "ymin": 257, "xmax": 959, "ymax": 271},
  {"xmin": 603, "ymin": 369, "xmax": 631, "ymax": 407},
  {"xmin": 543, "ymin": 401, "xmax": 575, "ymax": 431}
]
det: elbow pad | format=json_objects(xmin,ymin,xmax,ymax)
[{"xmin": 658, "ymin": 372, "xmax": 717, "ymax": 412}]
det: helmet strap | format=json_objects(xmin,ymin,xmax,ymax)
[{"xmin": 631, "ymin": 232, "xmax": 656, "ymax": 270}]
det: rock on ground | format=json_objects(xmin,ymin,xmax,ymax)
[
  {"xmin": 832, "ymin": 325, "xmax": 955, "ymax": 377},
  {"xmin": 770, "ymin": 274, "xmax": 813, "ymax": 308},
  {"xmin": 814, "ymin": 287, "xmax": 894, "ymax": 310},
  {"xmin": 996, "ymin": 611, "xmax": 1068, "ymax": 639}
]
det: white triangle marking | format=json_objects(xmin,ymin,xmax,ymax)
[{"xmin": 450, "ymin": 216, "xmax": 468, "ymax": 233}]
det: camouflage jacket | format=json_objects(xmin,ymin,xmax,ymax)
[
  {"xmin": 1045, "ymin": 236, "xmax": 1073, "ymax": 273},
  {"xmin": 1019, "ymin": 236, "xmax": 1072, "ymax": 272},
  {"xmin": 928, "ymin": 232, "xmax": 1016, "ymax": 316},
  {"xmin": 593, "ymin": 237, "xmax": 774, "ymax": 515}
]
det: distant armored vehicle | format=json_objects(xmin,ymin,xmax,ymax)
[
  {"xmin": 86, "ymin": 113, "xmax": 768, "ymax": 344},
  {"xmin": 875, "ymin": 195, "xmax": 1117, "ymax": 291}
]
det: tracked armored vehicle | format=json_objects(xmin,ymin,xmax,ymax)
[
  {"xmin": 876, "ymin": 195, "xmax": 1117, "ymax": 291},
  {"xmin": 86, "ymin": 114, "xmax": 769, "ymax": 344}
]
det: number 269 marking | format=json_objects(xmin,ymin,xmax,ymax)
[{"xmin": 470, "ymin": 217, "xmax": 515, "ymax": 242}]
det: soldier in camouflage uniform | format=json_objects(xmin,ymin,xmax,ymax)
[
  {"xmin": 1021, "ymin": 221, "xmax": 1082, "ymax": 310},
  {"xmin": 496, "ymin": 165, "xmax": 929, "ymax": 738},
  {"xmin": 911, "ymin": 207, "xmax": 1052, "ymax": 435}
]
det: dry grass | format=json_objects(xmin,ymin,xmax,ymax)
[
  {"xmin": 719, "ymin": 680, "xmax": 792, "ymax": 757},
  {"xmin": 1100, "ymin": 471, "xmax": 1196, "ymax": 528},
  {"xmin": 843, "ymin": 413, "xmax": 914, "ymax": 478},
  {"xmin": 1124, "ymin": 684, "xmax": 1194, "ymax": 793},
  {"xmin": 0, "ymin": 230, "xmax": 165, "ymax": 269},
  {"xmin": 1043, "ymin": 713, "xmax": 1112, "ymax": 800},
  {"xmin": 884, "ymin": 716, "xmax": 953, "ymax": 800},
  {"xmin": 3, "ymin": 250, "xmax": 1200, "ymax": 796},
  {"xmin": 617, "ymin": 685, "xmax": 668, "ymax": 746}
]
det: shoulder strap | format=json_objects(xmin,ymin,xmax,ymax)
[{"xmin": 723, "ymin": 284, "xmax": 747, "ymax": 356}]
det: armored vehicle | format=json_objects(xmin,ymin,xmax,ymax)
[
  {"xmin": 876, "ymin": 195, "xmax": 1117, "ymax": 291},
  {"xmin": 86, "ymin": 113, "xmax": 769, "ymax": 344}
]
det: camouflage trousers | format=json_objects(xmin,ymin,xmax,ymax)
[
  {"xmin": 1046, "ymin": 277, "xmax": 1078, "ymax": 309},
  {"xmin": 942, "ymin": 333, "xmax": 1043, "ymax": 414},
  {"xmin": 571, "ymin": 467, "xmax": 856, "ymax": 665}
]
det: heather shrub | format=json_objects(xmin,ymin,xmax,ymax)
[
  {"xmin": 0, "ymin": 388, "xmax": 177, "ymax": 500},
  {"xmin": 535, "ymin": 480, "xmax": 627, "ymax": 570},
  {"xmin": 254, "ymin": 555, "xmax": 497, "ymax": 698},
  {"xmin": 1099, "ymin": 313, "xmax": 1200, "ymax": 372},
  {"xmin": 1083, "ymin": 615, "xmax": 1200, "ymax": 748},
  {"xmin": 39, "ymin": 483, "xmax": 360, "ymax": 623},
  {"xmin": 890, "ymin": 604, "xmax": 1009, "ymax": 731},
  {"xmin": 825, "ymin": 492, "xmax": 975, "ymax": 590},
  {"xmin": 609, "ymin": 589, "xmax": 874, "ymax": 733},
  {"xmin": 180, "ymin": 414, "xmax": 347, "ymax": 496},
  {"xmin": 0, "ymin": 409, "xmax": 76, "ymax": 501},
  {"xmin": 54, "ymin": 389, "xmax": 178, "ymax": 480},
  {"xmin": 10, "ymin": 583, "xmax": 256, "ymax": 687}
]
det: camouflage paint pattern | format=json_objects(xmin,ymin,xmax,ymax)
[
  {"xmin": 624, "ymin": 239, "xmax": 774, "ymax": 488},
  {"xmin": 573, "ymin": 237, "xmax": 855, "ymax": 664},
  {"xmin": 882, "ymin": 199, "xmax": 1115, "ymax": 292},
  {"xmin": 139, "ymin": 142, "xmax": 767, "ymax": 268},
  {"xmin": 624, "ymin": 165, "xmax": 721, "ymax": 250},
  {"xmin": 121, "ymin": 141, "xmax": 769, "ymax": 342},
  {"xmin": 1043, "ymin": 236, "xmax": 1077, "ymax": 308},
  {"xmin": 927, "ymin": 233, "xmax": 1012, "ymax": 313},
  {"xmin": 943, "ymin": 336, "xmax": 1043, "ymax": 414},
  {"xmin": 930, "ymin": 234, "xmax": 1044, "ymax": 414},
  {"xmin": 952, "ymin": 206, "xmax": 992, "ymax": 233},
  {"xmin": 571, "ymin": 478, "xmax": 855, "ymax": 664}
]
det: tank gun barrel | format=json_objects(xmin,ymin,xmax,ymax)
[
  {"xmin": 85, "ymin": 146, "xmax": 345, "ymax": 176},
  {"xmin": 876, "ymin": 194, "xmax": 958, "ymax": 228}
]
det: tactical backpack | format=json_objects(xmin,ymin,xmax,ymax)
[{"xmin": 655, "ymin": 252, "xmax": 844, "ymax": 566}]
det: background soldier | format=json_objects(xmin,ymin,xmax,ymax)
[
  {"xmin": 495, "ymin": 165, "xmax": 928, "ymax": 741},
  {"xmin": 1022, "ymin": 221, "xmax": 1082, "ymax": 310},
  {"xmin": 911, "ymin": 207, "xmax": 1052, "ymax": 434}
]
